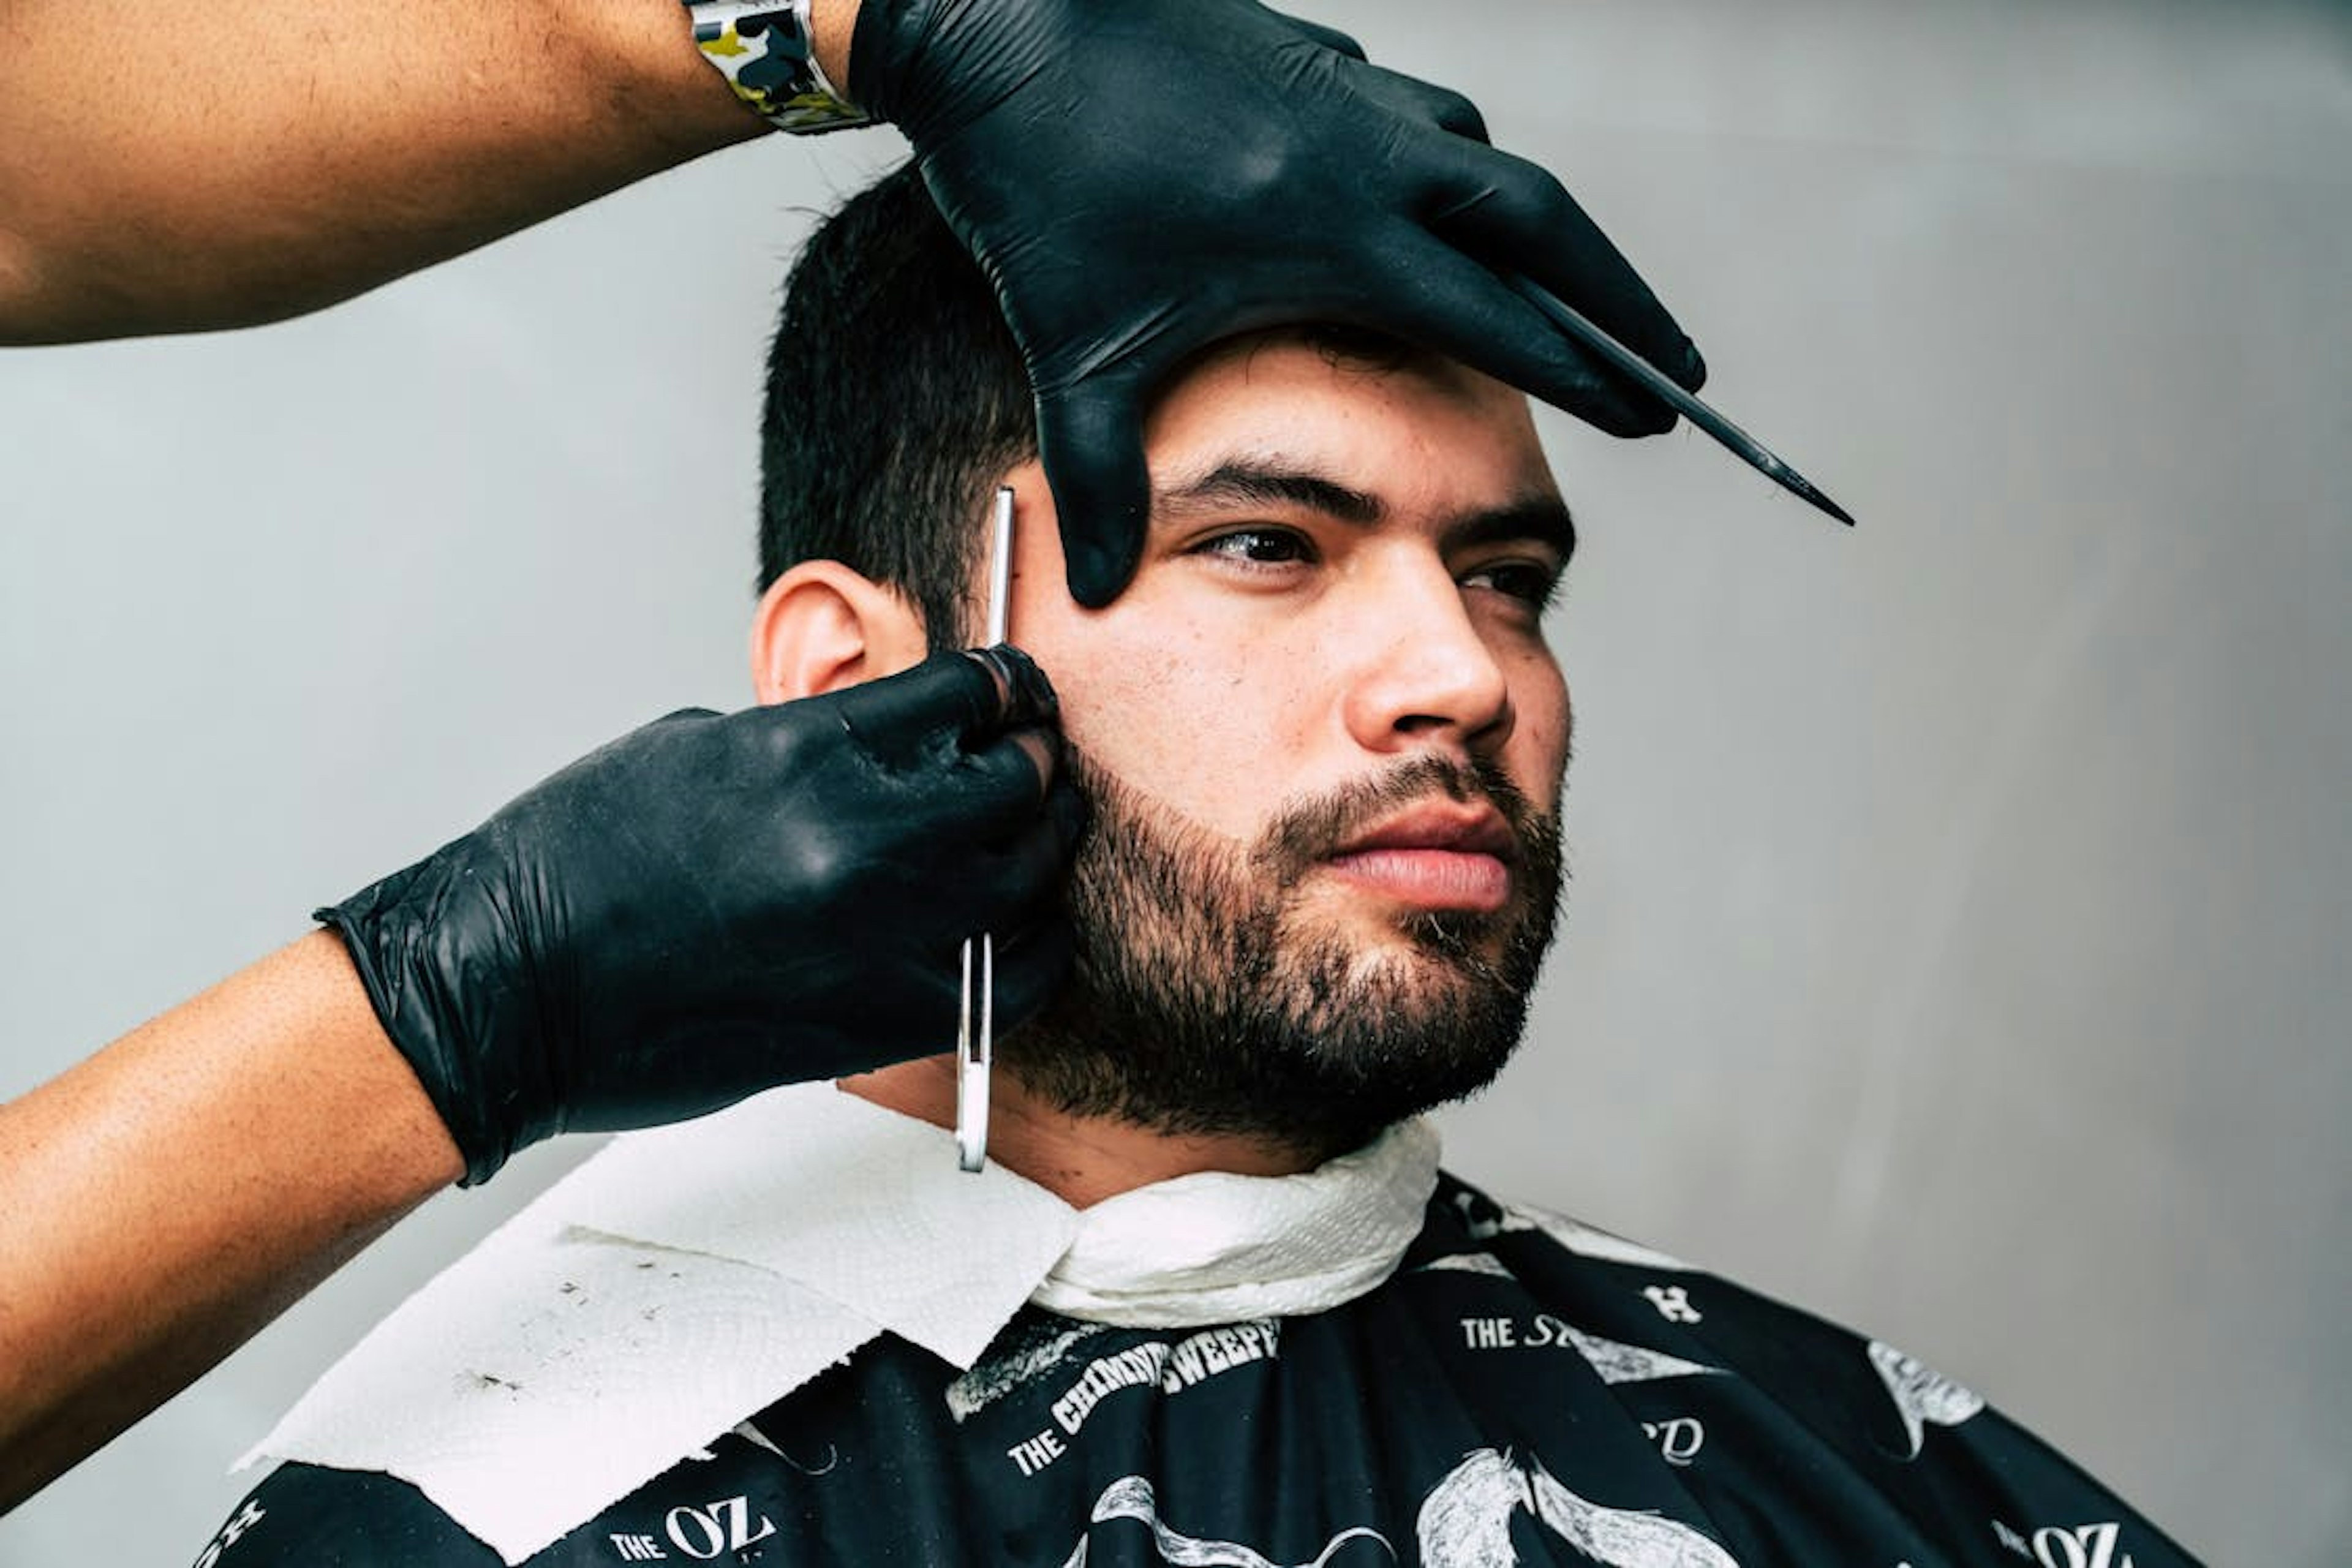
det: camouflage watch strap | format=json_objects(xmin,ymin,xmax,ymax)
[{"xmin": 684, "ymin": 0, "xmax": 871, "ymax": 134}]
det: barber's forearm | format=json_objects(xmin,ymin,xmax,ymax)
[
  {"xmin": 0, "ymin": 932, "xmax": 462, "ymax": 1507},
  {"xmin": 0, "ymin": 0, "xmax": 869, "ymax": 342}
]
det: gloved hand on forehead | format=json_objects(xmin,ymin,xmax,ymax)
[
  {"xmin": 318, "ymin": 647, "xmax": 1080, "ymax": 1185},
  {"xmin": 853, "ymin": 0, "xmax": 1706, "ymax": 608}
]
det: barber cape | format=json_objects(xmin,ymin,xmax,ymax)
[{"xmin": 218, "ymin": 1083, "xmax": 2199, "ymax": 1568}]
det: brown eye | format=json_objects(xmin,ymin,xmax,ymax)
[
  {"xmin": 1197, "ymin": 529, "xmax": 1314, "ymax": 567},
  {"xmin": 1462, "ymin": 559, "xmax": 1562, "ymax": 609}
]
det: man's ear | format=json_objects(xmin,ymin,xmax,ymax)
[{"xmin": 749, "ymin": 562, "xmax": 930, "ymax": 704}]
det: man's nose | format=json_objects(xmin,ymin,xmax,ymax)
[{"xmin": 1338, "ymin": 560, "xmax": 1515, "ymax": 755}]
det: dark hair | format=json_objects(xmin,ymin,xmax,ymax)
[{"xmin": 758, "ymin": 164, "xmax": 1035, "ymax": 649}]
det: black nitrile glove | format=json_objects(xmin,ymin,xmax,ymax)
[
  {"xmin": 853, "ymin": 0, "xmax": 1706, "ymax": 607},
  {"xmin": 320, "ymin": 647, "xmax": 1079, "ymax": 1185}
]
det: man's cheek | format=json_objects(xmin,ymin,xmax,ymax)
[
  {"xmin": 1041, "ymin": 658, "xmax": 1166, "ymax": 763},
  {"xmin": 1522, "ymin": 684, "xmax": 1572, "ymax": 801}
]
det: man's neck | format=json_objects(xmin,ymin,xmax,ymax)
[{"xmin": 837, "ymin": 1057, "xmax": 1317, "ymax": 1208}]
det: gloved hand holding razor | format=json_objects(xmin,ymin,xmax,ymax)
[{"xmin": 320, "ymin": 646, "xmax": 1080, "ymax": 1186}]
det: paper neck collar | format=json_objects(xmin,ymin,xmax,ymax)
[{"xmin": 1035, "ymin": 1116, "xmax": 1442, "ymax": 1326}]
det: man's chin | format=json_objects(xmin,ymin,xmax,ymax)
[
  {"xmin": 1286, "ymin": 898, "xmax": 1530, "ymax": 990},
  {"xmin": 1000, "ymin": 960, "xmax": 1532, "ymax": 1161}
]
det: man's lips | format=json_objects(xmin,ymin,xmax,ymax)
[{"xmin": 1321, "ymin": 802, "xmax": 1518, "ymax": 914}]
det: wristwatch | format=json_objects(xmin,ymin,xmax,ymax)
[{"xmin": 681, "ymin": 0, "xmax": 871, "ymax": 134}]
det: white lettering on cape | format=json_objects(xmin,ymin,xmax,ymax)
[
  {"xmin": 1002, "ymin": 1321, "xmax": 1281, "ymax": 1475},
  {"xmin": 1050, "ymin": 1321, "xmax": 1282, "ymax": 1438}
]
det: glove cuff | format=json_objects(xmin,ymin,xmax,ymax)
[
  {"xmin": 845, "ymin": 0, "xmax": 965, "ymax": 135},
  {"xmin": 315, "ymin": 847, "xmax": 548, "ymax": 1187}
]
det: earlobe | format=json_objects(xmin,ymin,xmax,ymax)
[{"xmin": 748, "ymin": 563, "xmax": 929, "ymax": 704}]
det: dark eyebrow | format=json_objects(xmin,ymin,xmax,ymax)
[
  {"xmin": 1153, "ymin": 456, "xmax": 1574, "ymax": 563},
  {"xmin": 1153, "ymin": 461, "xmax": 1384, "ymax": 526},
  {"xmin": 1446, "ymin": 499, "xmax": 1577, "ymax": 564}
]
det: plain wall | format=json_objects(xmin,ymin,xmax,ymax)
[{"xmin": 2, "ymin": 2, "xmax": 2344, "ymax": 1562}]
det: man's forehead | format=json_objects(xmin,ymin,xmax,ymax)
[
  {"xmin": 1180, "ymin": 322, "xmax": 1454, "ymax": 384},
  {"xmin": 1144, "ymin": 332, "xmax": 1556, "ymax": 493},
  {"xmin": 1167, "ymin": 330, "xmax": 1526, "ymax": 421}
]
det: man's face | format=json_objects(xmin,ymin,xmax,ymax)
[{"xmin": 995, "ymin": 337, "xmax": 1574, "ymax": 1156}]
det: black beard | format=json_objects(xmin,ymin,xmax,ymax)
[{"xmin": 1000, "ymin": 749, "xmax": 1564, "ymax": 1163}]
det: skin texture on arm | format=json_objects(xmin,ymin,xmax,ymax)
[
  {"xmin": 0, "ymin": 932, "xmax": 464, "ymax": 1509},
  {"xmin": 0, "ymin": 0, "xmax": 858, "ymax": 341}
]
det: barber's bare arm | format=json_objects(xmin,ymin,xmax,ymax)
[
  {"xmin": 0, "ymin": 0, "xmax": 831, "ymax": 341},
  {"xmin": 0, "ymin": 936, "xmax": 461, "ymax": 1511},
  {"xmin": 0, "ymin": 650, "xmax": 1076, "ymax": 1508}
]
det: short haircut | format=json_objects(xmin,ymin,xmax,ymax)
[
  {"xmin": 758, "ymin": 162, "xmax": 1033, "ymax": 649},
  {"xmin": 760, "ymin": 167, "xmax": 1445, "ymax": 641}
]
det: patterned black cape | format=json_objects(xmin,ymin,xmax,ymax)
[{"xmin": 195, "ymin": 1175, "xmax": 2198, "ymax": 1568}]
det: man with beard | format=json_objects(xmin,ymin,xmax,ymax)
[
  {"xmin": 197, "ymin": 167, "xmax": 2195, "ymax": 1567},
  {"xmin": 9, "ymin": 0, "xmax": 1762, "ymax": 1512},
  {"xmin": 6, "ymin": 0, "xmax": 1716, "ymax": 1502}
]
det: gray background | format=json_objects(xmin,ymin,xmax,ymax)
[{"xmin": 3, "ymin": 1, "xmax": 2345, "ymax": 1561}]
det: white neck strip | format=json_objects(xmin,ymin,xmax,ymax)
[
  {"xmin": 1036, "ymin": 1117, "xmax": 1442, "ymax": 1326},
  {"xmin": 243, "ymin": 1084, "xmax": 1441, "ymax": 1564}
]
